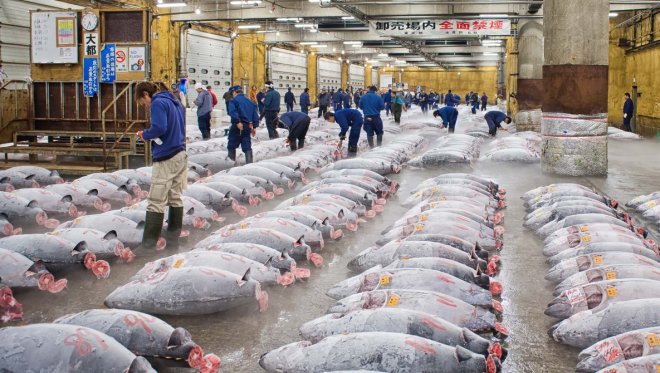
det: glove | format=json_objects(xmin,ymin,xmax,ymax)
[
  {"xmin": 236, "ymin": 122, "xmax": 243, "ymax": 131},
  {"xmin": 623, "ymin": 113, "xmax": 627, "ymax": 118},
  {"xmin": 339, "ymin": 135, "xmax": 346, "ymax": 141},
  {"xmin": 136, "ymin": 131, "xmax": 143, "ymax": 140}
]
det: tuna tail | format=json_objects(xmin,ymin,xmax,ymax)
[
  {"xmin": 168, "ymin": 327, "xmax": 194, "ymax": 349},
  {"xmin": 474, "ymin": 244, "xmax": 489, "ymax": 260},
  {"xmin": 475, "ymin": 273, "xmax": 490, "ymax": 289},
  {"xmin": 103, "ymin": 230, "xmax": 118, "ymax": 240},
  {"xmin": 455, "ymin": 346, "xmax": 476, "ymax": 363}
]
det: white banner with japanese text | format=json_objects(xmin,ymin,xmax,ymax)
[{"xmin": 370, "ymin": 19, "xmax": 511, "ymax": 38}]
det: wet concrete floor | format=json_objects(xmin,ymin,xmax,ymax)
[{"xmin": 8, "ymin": 128, "xmax": 660, "ymax": 372}]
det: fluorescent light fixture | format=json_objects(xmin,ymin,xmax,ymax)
[
  {"xmin": 237, "ymin": 24, "xmax": 261, "ymax": 29},
  {"xmin": 332, "ymin": 47, "xmax": 336, "ymax": 52},
  {"xmin": 343, "ymin": 41, "xmax": 362, "ymax": 45},
  {"xmin": 309, "ymin": 0, "xmax": 320, "ymax": 2},
  {"xmin": 195, "ymin": 7, "xmax": 201, "ymax": 14},
  {"xmin": 309, "ymin": 28, "xmax": 318, "ymax": 33},
  {"xmin": 378, "ymin": 53, "xmax": 388, "ymax": 57},
  {"xmin": 483, "ymin": 53, "xmax": 499, "ymax": 56},
  {"xmin": 276, "ymin": 17, "xmax": 302, "ymax": 21},
  {"xmin": 256, "ymin": 30, "xmax": 277, "ymax": 33},
  {"xmin": 341, "ymin": 16, "xmax": 355, "ymax": 20},
  {"xmin": 311, "ymin": 44, "xmax": 328, "ymax": 48},
  {"xmin": 351, "ymin": 44, "xmax": 362, "ymax": 48},
  {"xmin": 346, "ymin": 59, "xmax": 350, "ymax": 63},
  {"xmin": 294, "ymin": 23, "xmax": 317, "ymax": 28},
  {"xmin": 482, "ymin": 40, "xmax": 502, "ymax": 44},
  {"xmin": 299, "ymin": 41, "xmax": 318, "ymax": 45},
  {"xmin": 609, "ymin": 12, "xmax": 618, "ymax": 17},
  {"xmin": 478, "ymin": 14, "xmax": 507, "ymax": 18},
  {"xmin": 276, "ymin": 31, "xmax": 280, "ymax": 36},
  {"xmin": 157, "ymin": 0, "xmax": 163, "ymax": 3},
  {"xmin": 230, "ymin": 0, "xmax": 262, "ymax": 4},
  {"xmin": 157, "ymin": 2, "xmax": 187, "ymax": 7}
]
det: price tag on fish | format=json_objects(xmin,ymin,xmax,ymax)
[
  {"xmin": 647, "ymin": 333, "xmax": 660, "ymax": 347},
  {"xmin": 173, "ymin": 258, "xmax": 185, "ymax": 268},
  {"xmin": 419, "ymin": 214, "xmax": 428, "ymax": 222},
  {"xmin": 240, "ymin": 223, "xmax": 249, "ymax": 229},
  {"xmin": 579, "ymin": 225, "xmax": 589, "ymax": 232},
  {"xmin": 606, "ymin": 286, "xmax": 617, "ymax": 298},
  {"xmin": 605, "ymin": 271, "xmax": 617, "ymax": 280},
  {"xmin": 593, "ymin": 255, "xmax": 603, "ymax": 265},
  {"xmin": 581, "ymin": 234, "xmax": 591, "ymax": 243},
  {"xmin": 646, "ymin": 201, "xmax": 657, "ymax": 208},
  {"xmin": 379, "ymin": 274, "xmax": 391, "ymax": 286},
  {"xmin": 387, "ymin": 294, "xmax": 400, "ymax": 306},
  {"xmin": 415, "ymin": 224, "xmax": 424, "ymax": 232},
  {"xmin": 565, "ymin": 287, "xmax": 586, "ymax": 305}
]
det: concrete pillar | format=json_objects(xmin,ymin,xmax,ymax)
[
  {"xmin": 307, "ymin": 54, "xmax": 318, "ymax": 102},
  {"xmin": 541, "ymin": 0, "xmax": 609, "ymax": 175},
  {"xmin": 341, "ymin": 62, "xmax": 349, "ymax": 90},
  {"xmin": 515, "ymin": 20, "xmax": 543, "ymax": 131},
  {"xmin": 365, "ymin": 65, "xmax": 373, "ymax": 87}
]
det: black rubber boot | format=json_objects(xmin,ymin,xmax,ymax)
[
  {"xmin": 376, "ymin": 134, "xmax": 383, "ymax": 146},
  {"xmin": 289, "ymin": 138, "xmax": 297, "ymax": 151},
  {"xmin": 139, "ymin": 211, "xmax": 164, "ymax": 250},
  {"xmin": 347, "ymin": 145, "xmax": 358, "ymax": 158},
  {"xmin": 228, "ymin": 149, "xmax": 236, "ymax": 161},
  {"xmin": 245, "ymin": 150, "xmax": 254, "ymax": 164},
  {"xmin": 165, "ymin": 206, "xmax": 184, "ymax": 250},
  {"xmin": 298, "ymin": 138, "xmax": 305, "ymax": 149},
  {"xmin": 367, "ymin": 136, "xmax": 375, "ymax": 148}
]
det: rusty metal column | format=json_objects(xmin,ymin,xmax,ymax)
[
  {"xmin": 515, "ymin": 20, "xmax": 543, "ymax": 131},
  {"xmin": 541, "ymin": 0, "xmax": 609, "ymax": 176}
]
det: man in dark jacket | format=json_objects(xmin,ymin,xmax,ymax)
[
  {"xmin": 343, "ymin": 89, "xmax": 351, "ymax": 108},
  {"xmin": 445, "ymin": 90, "xmax": 455, "ymax": 107},
  {"xmin": 359, "ymin": 86, "xmax": 385, "ymax": 147},
  {"xmin": 263, "ymin": 81, "xmax": 281, "ymax": 139},
  {"xmin": 193, "ymin": 82, "xmax": 213, "ymax": 140},
  {"xmin": 433, "ymin": 107, "xmax": 459, "ymax": 133},
  {"xmin": 353, "ymin": 89, "xmax": 362, "ymax": 108},
  {"xmin": 471, "ymin": 92, "xmax": 480, "ymax": 114},
  {"xmin": 318, "ymin": 88, "xmax": 331, "ymax": 118},
  {"xmin": 227, "ymin": 85, "xmax": 259, "ymax": 164},
  {"xmin": 419, "ymin": 91, "xmax": 429, "ymax": 115},
  {"xmin": 324, "ymin": 109, "xmax": 364, "ymax": 157},
  {"xmin": 284, "ymin": 87, "xmax": 296, "ymax": 112},
  {"xmin": 135, "ymin": 81, "xmax": 187, "ymax": 250},
  {"xmin": 484, "ymin": 111, "xmax": 511, "ymax": 136},
  {"xmin": 382, "ymin": 89, "xmax": 392, "ymax": 116},
  {"xmin": 481, "ymin": 92, "xmax": 488, "ymax": 111},
  {"xmin": 278, "ymin": 111, "xmax": 310, "ymax": 151},
  {"xmin": 300, "ymin": 88, "xmax": 311, "ymax": 115},
  {"xmin": 256, "ymin": 88, "xmax": 266, "ymax": 119},
  {"xmin": 333, "ymin": 89, "xmax": 344, "ymax": 111},
  {"xmin": 623, "ymin": 92, "xmax": 634, "ymax": 132}
]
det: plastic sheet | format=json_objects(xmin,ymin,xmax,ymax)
[
  {"xmin": 541, "ymin": 135, "xmax": 608, "ymax": 176},
  {"xmin": 541, "ymin": 113, "xmax": 608, "ymax": 137}
]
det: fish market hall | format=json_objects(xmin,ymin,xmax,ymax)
[{"xmin": 1, "ymin": 0, "xmax": 660, "ymax": 372}]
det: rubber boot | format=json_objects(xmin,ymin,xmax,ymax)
[
  {"xmin": 165, "ymin": 206, "xmax": 183, "ymax": 250},
  {"xmin": 245, "ymin": 150, "xmax": 254, "ymax": 164},
  {"xmin": 289, "ymin": 138, "xmax": 297, "ymax": 151},
  {"xmin": 139, "ymin": 211, "xmax": 164, "ymax": 250},
  {"xmin": 367, "ymin": 136, "xmax": 375, "ymax": 148},
  {"xmin": 376, "ymin": 134, "xmax": 383, "ymax": 146},
  {"xmin": 228, "ymin": 149, "xmax": 236, "ymax": 162},
  {"xmin": 298, "ymin": 138, "xmax": 304, "ymax": 149},
  {"xmin": 347, "ymin": 145, "xmax": 358, "ymax": 158}
]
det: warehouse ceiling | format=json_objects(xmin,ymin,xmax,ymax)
[{"xmin": 159, "ymin": 1, "xmax": 656, "ymax": 68}]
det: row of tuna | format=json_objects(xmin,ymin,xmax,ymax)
[
  {"xmin": 103, "ymin": 136, "xmax": 428, "ymax": 316},
  {"xmin": 627, "ymin": 191, "xmax": 660, "ymax": 227},
  {"xmin": 260, "ymin": 173, "xmax": 508, "ymax": 372},
  {"xmin": 408, "ymin": 134, "xmax": 483, "ymax": 167},
  {"xmin": 0, "ymin": 309, "xmax": 220, "ymax": 373},
  {"xmin": 479, "ymin": 132, "xmax": 541, "ymax": 163},
  {"xmin": 522, "ymin": 183, "xmax": 660, "ymax": 372}
]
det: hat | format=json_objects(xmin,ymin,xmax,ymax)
[
  {"xmin": 229, "ymin": 85, "xmax": 242, "ymax": 93},
  {"xmin": 194, "ymin": 82, "xmax": 205, "ymax": 90}
]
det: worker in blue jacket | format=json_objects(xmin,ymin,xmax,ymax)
[
  {"xmin": 227, "ymin": 85, "xmax": 259, "ymax": 164},
  {"xmin": 343, "ymin": 89, "xmax": 352, "ymax": 108},
  {"xmin": 278, "ymin": 111, "xmax": 310, "ymax": 151},
  {"xmin": 324, "ymin": 108, "xmax": 363, "ymax": 157},
  {"xmin": 300, "ymin": 88, "xmax": 311, "ymax": 115},
  {"xmin": 359, "ymin": 86, "xmax": 385, "ymax": 148},
  {"xmin": 284, "ymin": 87, "xmax": 296, "ymax": 112},
  {"xmin": 382, "ymin": 89, "xmax": 392, "ymax": 116},
  {"xmin": 484, "ymin": 110, "xmax": 511, "ymax": 136},
  {"xmin": 263, "ymin": 81, "xmax": 281, "ymax": 139},
  {"xmin": 332, "ymin": 89, "xmax": 344, "ymax": 111},
  {"xmin": 623, "ymin": 92, "xmax": 634, "ymax": 132},
  {"xmin": 433, "ymin": 107, "xmax": 459, "ymax": 133},
  {"xmin": 445, "ymin": 90, "xmax": 455, "ymax": 107}
]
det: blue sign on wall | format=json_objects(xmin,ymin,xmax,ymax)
[
  {"xmin": 83, "ymin": 57, "xmax": 99, "ymax": 97},
  {"xmin": 100, "ymin": 44, "xmax": 116, "ymax": 83}
]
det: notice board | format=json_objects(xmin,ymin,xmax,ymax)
[{"xmin": 31, "ymin": 11, "xmax": 79, "ymax": 64}]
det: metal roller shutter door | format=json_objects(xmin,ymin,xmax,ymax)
[
  {"xmin": 318, "ymin": 58, "xmax": 341, "ymax": 92},
  {"xmin": 269, "ymin": 48, "xmax": 307, "ymax": 111},
  {"xmin": 349, "ymin": 64, "xmax": 364, "ymax": 90},
  {"xmin": 185, "ymin": 29, "xmax": 232, "ymax": 104},
  {"xmin": 371, "ymin": 69, "xmax": 378, "ymax": 88}
]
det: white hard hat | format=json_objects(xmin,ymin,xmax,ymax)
[{"xmin": 194, "ymin": 82, "xmax": 205, "ymax": 90}]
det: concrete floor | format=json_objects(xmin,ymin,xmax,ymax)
[{"xmin": 7, "ymin": 119, "xmax": 660, "ymax": 372}]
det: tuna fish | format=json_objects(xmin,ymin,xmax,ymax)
[
  {"xmin": 256, "ymin": 161, "xmax": 307, "ymax": 184},
  {"xmin": 7, "ymin": 166, "xmax": 63, "ymax": 185},
  {"xmin": 308, "ymin": 177, "xmax": 391, "ymax": 197},
  {"xmin": 305, "ymin": 183, "xmax": 384, "ymax": 210},
  {"xmin": 72, "ymin": 178, "xmax": 138, "ymax": 206},
  {"xmin": 376, "ymin": 219, "xmax": 502, "ymax": 250},
  {"xmin": 53, "ymin": 309, "xmax": 220, "ymax": 373},
  {"xmin": 576, "ymin": 327, "xmax": 660, "ymax": 372},
  {"xmin": 545, "ymin": 279, "xmax": 660, "ymax": 319},
  {"xmin": 252, "ymin": 210, "xmax": 343, "ymax": 240},
  {"xmin": 105, "ymin": 266, "xmax": 268, "ymax": 314},
  {"xmin": 321, "ymin": 169, "xmax": 399, "ymax": 193},
  {"xmin": 545, "ymin": 252, "xmax": 660, "ymax": 283},
  {"xmin": 57, "ymin": 214, "xmax": 165, "ymax": 251},
  {"xmin": 188, "ymin": 152, "xmax": 237, "ymax": 173},
  {"xmin": 0, "ymin": 191, "xmax": 58, "ymax": 228},
  {"xmin": 278, "ymin": 193, "xmax": 371, "ymax": 218},
  {"xmin": 226, "ymin": 165, "xmax": 295, "ymax": 189},
  {"xmin": 217, "ymin": 217, "xmax": 325, "ymax": 248},
  {"xmin": 326, "ymin": 267, "xmax": 496, "ymax": 307},
  {"xmin": 0, "ymin": 284, "xmax": 22, "ymax": 322},
  {"xmin": 0, "ymin": 234, "xmax": 109, "ymax": 278},
  {"xmin": 13, "ymin": 188, "xmax": 83, "ymax": 218},
  {"xmin": 327, "ymin": 158, "xmax": 402, "ymax": 175},
  {"xmin": 538, "ymin": 214, "xmax": 634, "ymax": 238},
  {"xmin": 78, "ymin": 173, "xmax": 144, "ymax": 198},
  {"xmin": 45, "ymin": 183, "xmax": 111, "ymax": 212},
  {"xmin": 113, "ymin": 169, "xmax": 152, "ymax": 190},
  {"xmin": 522, "ymin": 183, "xmax": 593, "ymax": 201},
  {"xmin": 0, "ymin": 247, "xmax": 67, "ymax": 293},
  {"xmin": 0, "ymin": 323, "xmax": 155, "ymax": 372},
  {"xmin": 260, "ymin": 332, "xmax": 499, "ymax": 373},
  {"xmin": 201, "ymin": 174, "xmax": 275, "ymax": 200},
  {"xmin": 0, "ymin": 216, "xmax": 20, "ymax": 237},
  {"xmin": 591, "ymin": 355, "xmax": 660, "ymax": 373},
  {"xmin": 547, "ymin": 242, "xmax": 658, "ymax": 266},
  {"xmin": 0, "ymin": 169, "xmax": 40, "ymax": 188},
  {"xmin": 47, "ymin": 228, "xmax": 135, "ymax": 262},
  {"xmin": 526, "ymin": 194, "xmax": 618, "ymax": 213},
  {"xmin": 183, "ymin": 184, "xmax": 247, "ymax": 216},
  {"xmin": 299, "ymin": 308, "xmax": 505, "ymax": 359},
  {"xmin": 131, "ymin": 251, "xmax": 294, "ymax": 286},
  {"xmin": 297, "ymin": 202, "xmax": 361, "ymax": 232},
  {"xmin": 554, "ymin": 265, "xmax": 660, "ymax": 296},
  {"xmin": 197, "ymin": 181, "xmax": 261, "ymax": 206},
  {"xmin": 549, "ymin": 299, "xmax": 660, "ymax": 348},
  {"xmin": 524, "ymin": 205, "xmax": 628, "ymax": 231},
  {"xmin": 544, "ymin": 223, "xmax": 645, "ymax": 246},
  {"xmin": 402, "ymin": 186, "xmax": 505, "ymax": 210}
]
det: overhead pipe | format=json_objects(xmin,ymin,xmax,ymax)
[{"xmin": 179, "ymin": 23, "xmax": 192, "ymax": 81}]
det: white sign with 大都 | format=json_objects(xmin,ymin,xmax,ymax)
[{"xmin": 370, "ymin": 19, "xmax": 511, "ymax": 37}]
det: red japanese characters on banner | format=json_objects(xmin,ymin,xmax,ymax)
[{"xmin": 371, "ymin": 19, "xmax": 511, "ymax": 37}]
